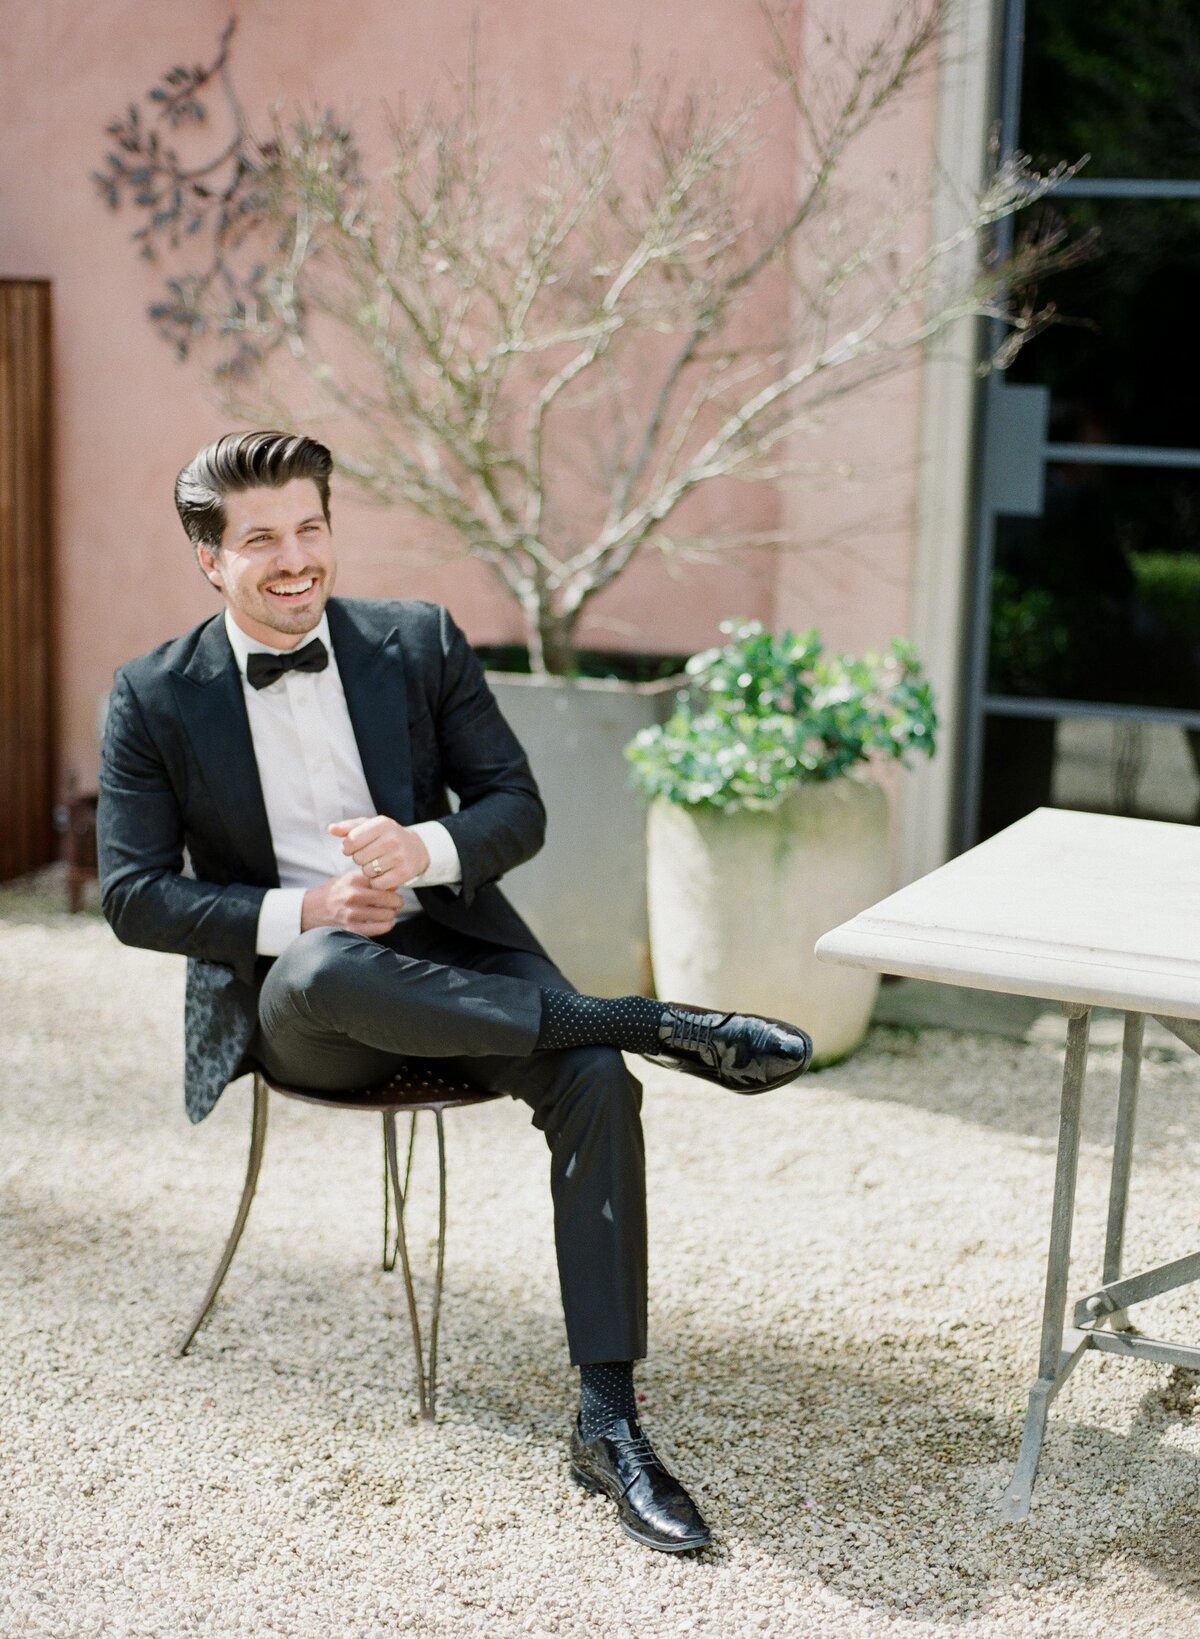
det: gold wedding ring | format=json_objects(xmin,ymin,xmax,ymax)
[{"xmin": 368, "ymin": 859, "xmax": 384, "ymax": 878}]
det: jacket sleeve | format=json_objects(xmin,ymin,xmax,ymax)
[
  {"xmin": 97, "ymin": 671, "xmax": 266, "ymax": 985},
  {"xmin": 428, "ymin": 607, "xmax": 546, "ymax": 906}
]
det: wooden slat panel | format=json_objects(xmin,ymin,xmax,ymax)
[
  {"xmin": 0, "ymin": 287, "xmax": 19, "ymax": 879},
  {"xmin": 0, "ymin": 289, "xmax": 13, "ymax": 877},
  {"xmin": 0, "ymin": 281, "xmax": 54, "ymax": 881}
]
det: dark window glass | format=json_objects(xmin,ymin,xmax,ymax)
[
  {"xmin": 979, "ymin": 711, "xmax": 1200, "ymax": 839},
  {"xmin": 1020, "ymin": 0, "xmax": 1200, "ymax": 181},
  {"xmin": 989, "ymin": 465, "xmax": 1200, "ymax": 710},
  {"xmin": 1006, "ymin": 199, "xmax": 1200, "ymax": 449},
  {"xmin": 975, "ymin": 3, "xmax": 1200, "ymax": 844}
]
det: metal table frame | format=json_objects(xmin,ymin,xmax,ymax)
[{"xmin": 1004, "ymin": 1004, "xmax": 1200, "ymax": 1521}]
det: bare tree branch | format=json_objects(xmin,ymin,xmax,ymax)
[{"xmin": 96, "ymin": 2, "xmax": 1089, "ymax": 673}]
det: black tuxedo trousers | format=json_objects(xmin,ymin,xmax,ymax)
[{"xmin": 254, "ymin": 916, "xmax": 648, "ymax": 1365}]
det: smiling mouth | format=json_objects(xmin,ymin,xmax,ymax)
[{"xmin": 265, "ymin": 576, "xmax": 317, "ymax": 600}]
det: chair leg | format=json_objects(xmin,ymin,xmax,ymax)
[
  {"xmin": 382, "ymin": 1113, "xmax": 391, "ymax": 1271},
  {"xmin": 384, "ymin": 1111, "xmax": 432, "ymax": 1420},
  {"xmin": 178, "ymin": 1074, "xmax": 269, "ymax": 1356},
  {"xmin": 427, "ymin": 1106, "xmax": 449, "ymax": 1423},
  {"xmin": 382, "ymin": 1109, "xmax": 417, "ymax": 1273}
]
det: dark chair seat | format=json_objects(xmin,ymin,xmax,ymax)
[
  {"xmin": 178, "ymin": 1064, "xmax": 502, "ymax": 1421},
  {"xmin": 264, "ymin": 1063, "xmax": 501, "ymax": 1113}
]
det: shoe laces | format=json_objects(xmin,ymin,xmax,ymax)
[
  {"xmin": 667, "ymin": 1009, "xmax": 715, "ymax": 1056},
  {"xmin": 610, "ymin": 1430, "xmax": 659, "ymax": 1468}
]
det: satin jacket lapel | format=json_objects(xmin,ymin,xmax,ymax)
[
  {"xmin": 327, "ymin": 599, "xmax": 414, "ymax": 824},
  {"xmin": 169, "ymin": 615, "xmax": 280, "ymax": 886}
]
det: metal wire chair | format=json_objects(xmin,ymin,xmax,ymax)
[{"xmin": 177, "ymin": 1066, "xmax": 501, "ymax": 1421}]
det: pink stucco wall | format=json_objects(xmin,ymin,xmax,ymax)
[
  {"xmin": 0, "ymin": 0, "xmax": 940, "ymax": 792},
  {"xmin": 776, "ymin": 3, "xmax": 936, "ymax": 658}
]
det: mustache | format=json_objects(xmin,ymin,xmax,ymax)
[{"xmin": 259, "ymin": 570, "xmax": 322, "ymax": 589}]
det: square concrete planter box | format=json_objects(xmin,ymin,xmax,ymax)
[{"xmin": 487, "ymin": 673, "xmax": 677, "ymax": 996}]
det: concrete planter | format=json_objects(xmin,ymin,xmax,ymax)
[
  {"xmin": 487, "ymin": 672, "xmax": 676, "ymax": 996},
  {"xmin": 645, "ymin": 775, "xmax": 890, "ymax": 1064}
]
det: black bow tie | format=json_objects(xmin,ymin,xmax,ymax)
[{"xmin": 245, "ymin": 637, "xmax": 329, "ymax": 690}]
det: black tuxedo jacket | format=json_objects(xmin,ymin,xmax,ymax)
[{"xmin": 97, "ymin": 597, "xmax": 548, "ymax": 1123}]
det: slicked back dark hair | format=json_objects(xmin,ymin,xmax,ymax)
[{"xmin": 174, "ymin": 430, "xmax": 333, "ymax": 552}]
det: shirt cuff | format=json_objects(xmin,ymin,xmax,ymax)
[
  {"xmin": 256, "ymin": 887, "xmax": 307, "ymax": 956},
  {"xmin": 405, "ymin": 820, "xmax": 463, "ymax": 892}
]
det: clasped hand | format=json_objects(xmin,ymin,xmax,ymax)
[{"xmin": 299, "ymin": 816, "xmax": 432, "ymax": 937}]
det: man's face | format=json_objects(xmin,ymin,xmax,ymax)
[{"xmin": 197, "ymin": 477, "xmax": 336, "ymax": 649}]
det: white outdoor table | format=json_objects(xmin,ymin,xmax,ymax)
[{"xmin": 815, "ymin": 806, "xmax": 1200, "ymax": 1521}]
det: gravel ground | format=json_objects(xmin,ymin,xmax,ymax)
[{"xmin": 6, "ymin": 869, "xmax": 1200, "ymax": 1637}]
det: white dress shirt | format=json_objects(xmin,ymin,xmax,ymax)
[{"xmin": 223, "ymin": 609, "xmax": 462, "ymax": 957}]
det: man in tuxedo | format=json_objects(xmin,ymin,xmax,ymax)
[{"xmin": 98, "ymin": 430, "xmax": 812, "ymax": 1554}]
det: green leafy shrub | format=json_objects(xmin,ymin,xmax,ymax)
[
  {"xmin": 1131, "ymin": 552, "xmax": 1200, "ymax": 644},
  {"xmin": 625, "ymin": 620, "xmax": 937, "ymax": 811},
  {"xmin": 986, "ymin": 568, "xmax": 1072, "ymax": 696}
]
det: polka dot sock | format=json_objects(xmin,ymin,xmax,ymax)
[
  {"xmin": 535, "ymin": 990, "xmax": 667, "ymax": 1054},
  {"xmin": 578, "ymin": 1359, "xmax": 639, "ymax": 1440}
]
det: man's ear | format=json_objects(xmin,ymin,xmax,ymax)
[{"xmin": 195, "ymin": 543, "xmax": 223, "ymax": 591}]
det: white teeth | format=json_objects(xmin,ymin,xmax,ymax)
[{"xmin": 268, "ymin": 578, "xmax": 314, "ymax": 597}]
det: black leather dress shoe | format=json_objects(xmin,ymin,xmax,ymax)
[
  {"xmin": 642, "ymin": 1003, "xmax": 813, "ymax": 1093},
  {"xmin": 570, "ymin": 1417, "xmax": 712, "ymax": 1553}
]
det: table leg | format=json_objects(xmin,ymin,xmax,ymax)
[
  {"xmin": 1102, "ymin": 1012, "xmax": 1144, "ymax": 1331},
  {"xmin": 1002, "ymin": 1003, "xmax": 1092, "ymax": 1523}
]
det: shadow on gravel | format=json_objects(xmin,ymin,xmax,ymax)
[
  {"xmin": 816, "ymin": 1024, "xmax": 1200, "ymax": 1160},
  {"xmin": 638, "ymin": 1322, "xmax": 1200, "ymax": 1623}
]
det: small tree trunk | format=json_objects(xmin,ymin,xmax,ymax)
[{"xmin": 529, "ymin": 609, "xmax": 578, "ymax": 676}]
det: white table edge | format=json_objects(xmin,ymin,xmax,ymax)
[{"xmin": 814, "ymin": 925, "xmax": 1200, "ymax": 1023}]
